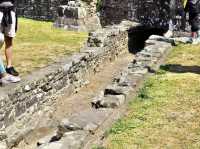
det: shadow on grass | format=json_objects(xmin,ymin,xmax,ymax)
[{"xmin": 160, "ymin": 64, "xmax": 200, "ymax": 74}]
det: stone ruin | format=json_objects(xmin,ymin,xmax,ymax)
[
  {"xmin": 0, "ymin": 0, "xmax": 196, "ymax": 149},
  {"xmin": 17, "ymin": 0, "xmax": 102, "ymax": 31},
  {"xmin": 17, "ymin": 0, "xmax": 191, "ymax": 31},
  {"xmin": 100, "ymin": 0, "xmax": 189, "ymax": 30},
  {"xmin": 17, "ymin": 0, "xmax": 60, "ymax": 20},
  {"xmin": 54, "ymin": 0, "xmax": 101, "ymax": 31}
]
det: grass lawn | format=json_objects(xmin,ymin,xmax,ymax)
[
  {"xmin": 105, "ymin": 44, "xmax": 200, "ymax": 149},
  {"xmin": 1, "ymin": 18, "xmax": 88, "ymax": 75}
]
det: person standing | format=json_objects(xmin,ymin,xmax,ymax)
[
  {"xmin": 164, "ymin": 0, "xmax": 200, "ymax": 44},
  {"xmin": 164, "ymin": 0, "xmax": 176, "ymax": 38},
  {"xmin": 0, "ymin": 0, "xmax": 19, "ymax": 76},
  {"xmin": 0, "ymin": 32, "xmax": 20, "ymax": 85},
  {"xmin": 185, "ymin": 0, "xmax": 200, "ymax": 43}
]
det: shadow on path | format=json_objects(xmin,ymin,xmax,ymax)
[{"xmin": 160, "ymin": 64, "xmax": 200, "ymax": 74}]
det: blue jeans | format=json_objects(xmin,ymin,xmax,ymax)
[
  {"xmin": 0, "ymin": 32, "xmax": 5, "ymax": 74},
  {"xmin": 0, "ymin": 58, "xmax": 5, "ymax": 74}
]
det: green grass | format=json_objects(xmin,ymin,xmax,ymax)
[
  {"xmin": 105, "ymin": 44, "xmax": 200, "ymax": 149},
  {"xmin": 1, "ymin": 18, "xmax": 88, "ymax": 75}
]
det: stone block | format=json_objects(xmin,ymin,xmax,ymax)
[
  {"xmin": 37, "ymin": 131, "xmax": 58, "ymax": 147},
  {"xmin": 58, "ymin": 109, "xmax": 112, "ymax": 134},
  {"xmin": 38, "ymin": 142, "xmax": 63, "ymax": 149},
  {"xmin": 174, "ymin": 37, "xmax": 192, "ymax": 44},
  {"xmin": 0, "ymin": 141, "xmax": 7, "ymax": 149},
  {"xmin": 99, "ymin": 95, "xmax": 126, "ymax": 108},
  {"xmin": 104, "ymin": 85, "xmax": 130, "ymax": 96}
]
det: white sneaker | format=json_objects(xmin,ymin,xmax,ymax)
[
  {"xmin": 164, "ymin": 30, "xmax": 173, "ymax": 38},
  {"xmin": 192, "ymin": 37, "xmax": 200, "ymax": 45},
  {"xmin": 0, "ymin": 74, "xmax": 21, "ymax": 85}
]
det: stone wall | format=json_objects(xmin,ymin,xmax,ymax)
[
  {"xmin": 54, "ymin": 0, "xmax": 101, "ymax": 31},
  {"xmin": 0, "ymin": 21, "xmax": 138, "ymax": 133},
  {"xmin": 17, "ymin": 0, "xmax": 101, "ymax": 31},
  {"xmin": 17, "ymin": 0, "xmax": 60, "ymax": 20},
  {"xmin": 100, "ymin": 0, "xmax": 186, "ymax": 30},
  {"xmin": 36, "ymin": 34, "xmax": 173, "ymax": 149}
]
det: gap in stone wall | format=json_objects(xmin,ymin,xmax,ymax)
[{"xmin": 128, "ymin": 26, "xmax": 167, "ymax": 54}]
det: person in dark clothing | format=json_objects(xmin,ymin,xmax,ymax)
[
  {"xmin": 185, "ymin": 0, "xmax": 200, "ymax": 43},
  {"xmin": 163, "ymin": 0, "xmax": 176, "ymax": 38},
  {"xmin": 165, "ymin": 0, "xmax": 200, "ymax": 44},
  {"xmin": 0, "ymin": 0, "xmax": 19, "ymax": 76}
]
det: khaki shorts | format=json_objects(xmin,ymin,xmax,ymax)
[{"xmin": 0, "ymin": 10, "xmax": 16, "ymax": 37}]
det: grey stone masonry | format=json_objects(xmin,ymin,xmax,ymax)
[
  {"xmin": 100, "ymin": 0, "xmax": 188, "ymax": 30},
  {"xmin": 36, "ymin": 35, "xmax": 174, "ymax": 149},
  {"xmin": 17, "ymin": 0, "xmax": 60, "ymax": 20},
  {"xmin": 0, "ymin": 21, "xmax": 139, "ymax": 138},
  {"xmin": 54, "ymin": 0, "xmax": 101, "ymax": 31},
  {"xmin": 17, "ymin": 0, "xmax": 101, "ymax": 30},
  {"xmin": 92, "ymin": 35, "xmax": 173, "ymax": 109}
]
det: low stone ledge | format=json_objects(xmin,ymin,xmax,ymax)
[
  {"xmin": 0, "ymin": 21, "xmax": 139, "ymax": 148},
  {"xmin": 91, "ymin": 35, "xmax": 173, "ymax": 109},
  {"xmin": 36, "ymin": 35, "xmax": 173, "ymax": 149},
  {"xmin": 37, "ymin": 109, "xmax": 113, "ymax": 149}
]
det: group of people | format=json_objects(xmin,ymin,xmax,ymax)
[{"xmin": 164, "ymin": 0, "xmax": 200, "ymax": 44}]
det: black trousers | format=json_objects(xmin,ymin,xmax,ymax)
[
  {"xmin": 169, "ymin": 0, "xmax": 199, "ymax": 31},
  {"xmin": 186, "ymin": 0, "xmax": 200, "ymax": 32}
]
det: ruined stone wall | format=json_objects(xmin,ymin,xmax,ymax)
[
  {"xmin": 100, "ymin": 0, "xmax": 185, "ymax": 30},
  {"xmin": 17, "ymin": 0, "xmax": 101, "ymax": 31},
  {"xmin": 0, "ymin": 21, "xmax": 138, "ymax": 131},
  {"xmin": 16, "ymin": 0, "xmax": 98, "ymax": 21},
  {"xmin": 17, "ymin": 0, "xmax": 61, "ymax": 20},
  {"xmin": 54, "ymin": 0, "xmax": 101, "ymax": 31}
]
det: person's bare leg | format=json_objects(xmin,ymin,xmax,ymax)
[
  {"xmin": 4, "ymin": 36, "xmax": 13, "ymax": 68},
  {"xmin": 5, "ymin": 36, "xmax": 13, "ymax": 68}
]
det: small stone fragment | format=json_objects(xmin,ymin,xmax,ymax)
[
  {"xmin": 37, "ymin": 142, "xmax": 62, "ymax": 149},
  {"xmin": 0, "ymin": 141, "xmax": 7, "ymax": 149}
]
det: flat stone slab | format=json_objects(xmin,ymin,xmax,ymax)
[
  {"xmin": 38, "ymin": 142, "xmax": 63, "ymax": 149},
  {"xmin": 174, "ymin": 37, "xmax": 192, "ymax": 44},
  {"xmin": 99, "ymin": 95, "xmax": 126, "ymax": 108},
  {"xmin": 38, "ymin": 130, "xmax": 88, "ymax": 149},
  {"xmin": 58, "ymin": 109, "xmax": 113, "ymax": 134},
  {"xmin": 104, "ymin": 85, "xmax": 131, "ymax": 96}
]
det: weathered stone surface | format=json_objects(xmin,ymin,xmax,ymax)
[
  {"xmin": 58, "ymin": 109, "xmax": 112, "ymax": 134},
  {"xmin": 174, "ymin": 37, "xmax": 192, "ymax": 44},
  {"xmin": 92, "ymin": 34, "xmax": 172, "ymax": 111},
  {"xmin": 37, "ymin": 131, "xmax": 58, "ymax": 146},
  {"xmin": 100, "ymin": 95, "xmax": 126, "ymax": 108},
  {"xmin": 54, "ymin": 0, "xmax": 101, "ymax": 31},
  {"xmin": 0, "ymin": 22, "xmax": 133, "ymax": 132},
  {"xmin": 37, "ymin": 108, "xmax": 111, "ymax": 149},
  {"xmin": 148, "ymin": 35, "xmax": 175, "ymax": 44},
  {"xmin": 92, "ymin": 94, "xmax": 126, "ymax": 109},
  {"xmin": 100, "ymin": 0, "xmax": 188, "ymax": 30},
  {"xmin": 58, "ymin": 119, "xmax": 82, "ymax": 133},
  {"xmin": 17, "ymin": 0, "xmax": 59, "ymax": 21},
  {"xmin": 129, "ymin": 67, "xmax": 148, "ymax": 75},
  {"xmin": 38, "ymin": 130, "xmax": 88, "ymax": 149},
  {"xmin": 0, "ymin": 15, "xmax": 175, "ymax": 149},
  {"xmin": 104, "ymin": 85, "xmax": 130, "ymax": 96},
  {"xmin": 38, "ymin": 142, "xmax": 63, "ymax": 149},
  {"xmin": 59, "ymin": 130, "xmax": 88, "ymax": 149},
  {"xmin": 0, "ymin": 141, "xmax": 7, "ymax": 149}
]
